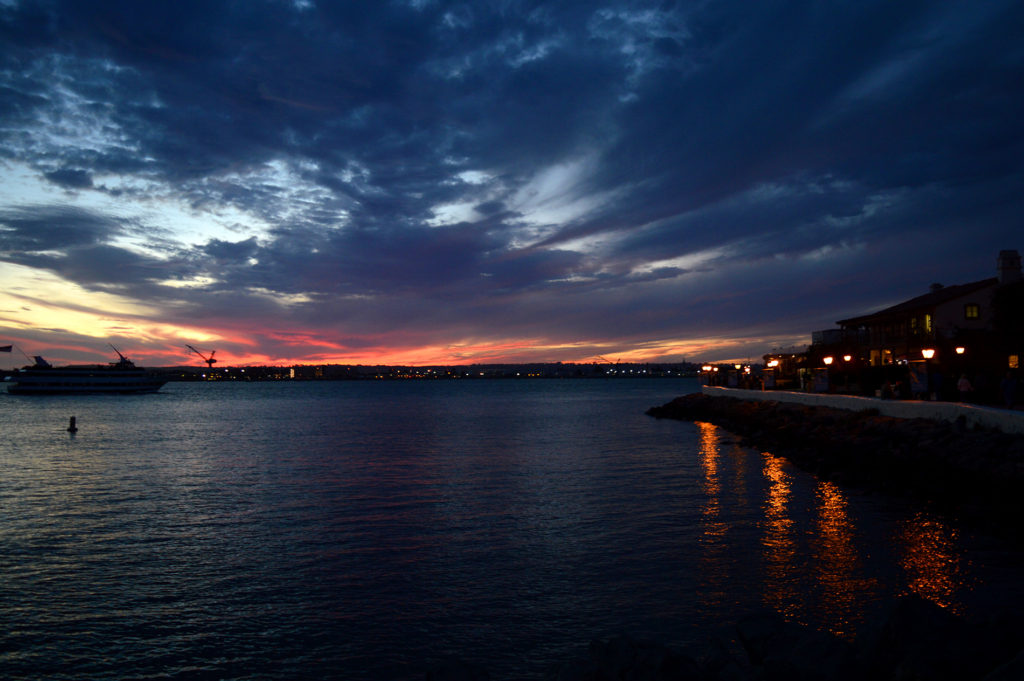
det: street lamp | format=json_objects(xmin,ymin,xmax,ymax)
[
  {"xmin": 955, "ymin": 346, "xmax": 966, "ymax": 355},
  {"xmin": 921, "ymin": 348, "xmax": 936, "ymax": 359},
  {"xmin": 823, "ymin": 356, "xmax": 834, "ymax": 365},
  {"xmin": 843, "ymin": 355, "xmax": 852, "ymax": 362}
]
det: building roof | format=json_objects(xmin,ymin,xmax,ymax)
[{"xmin": 838, "ymin": 277, "xmax": 997, "ymax": 327}]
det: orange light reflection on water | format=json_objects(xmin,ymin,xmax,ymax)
[
  {"xmin": 760, "ymin": 452, "xmax": 802, "ymax": 622},
  {"xmin": 760, "ymin": 455, "xmax": 884, "ymax": 637},
  {"xmin": 698, "ymin": 422, "xmax": 721, "ymax": 514},
  {"xmin": 812, "ymin": 481, "xmax": 878, "ymax": 638},
  {"xmin": 697, "ymin": 422, "xmax": 730, "ymax": 611},
  {"xmin": 896, "ymin": 511, "xmax": 970, "ymax": 614},
  {"xmin": 695, "ymin": 432, "xmax": 972, "ymax": 635}
]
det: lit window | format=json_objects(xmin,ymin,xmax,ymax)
[
  {"xmin": 965, "ymin": 303, "xmax": 980, "ymax": 320},
  {"xmin": 925, "ymin": 314, "xmax": 932, "ymax": 332},
  {"xmin": 1011, "ymin": 355, "xmax": 1020, "ymax": 370}
]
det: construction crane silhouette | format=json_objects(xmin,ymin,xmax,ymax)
[
  {"xmin": 187, "ymin": 345, "xmax": 217, "ymax": 368},
  {"xmin": 595, "ymin": 355, "xmax": 622, "ymax": 375},
  {"xmin": 109, "ymin": 344, "xmax": 131, "ymax": 365}
]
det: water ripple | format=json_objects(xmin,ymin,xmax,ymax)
[{"xmin": 3, "ymin": 380, "xmax": 1023, "ymax": 679}]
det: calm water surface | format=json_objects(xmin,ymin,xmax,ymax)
[{"xmin": 2, "ymin": 378, "xmax": 1023, "ymax": 679}]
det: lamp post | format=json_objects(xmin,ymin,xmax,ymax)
[{"xmin": 914, "ymin": 348, "xmax": 936, "ymax": 400}]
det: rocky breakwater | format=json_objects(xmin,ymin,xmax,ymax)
[{"xmin": 647, "ymin": 392, "xmax": 1024, "ymax": 543}]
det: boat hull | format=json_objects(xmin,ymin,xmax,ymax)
[{"xmin": 6, "ymin": 369, "xmax": 167, "ymax": 395}]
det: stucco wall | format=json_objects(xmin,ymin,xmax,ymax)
[
  {"xmin": 702, "ymin": 385, "xmax": 1024, "ymax": 435},
  {"xmin": 934, "ymin": 288, "xmax": 992, "ymax": 335}
]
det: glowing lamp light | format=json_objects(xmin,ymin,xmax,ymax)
[
  {"xmin": 702, "ymin": 365, "xmax": 713, "ymax": 372},
  {"xmin": 843, "ymin": 355, "xmax": 852, "ymax": 362},
  {"xmin": 921, "ymin": 348, "xmax": 936, "ymax": 359},
  {"xmin": 767, "ymin": 359, "xmax": 779, "ymax": 368},
  {"xmin": 734, "ymin": 364, "xmax": 742, "ymax": 370},
  {"xmin": 823, "ymin": 356, "xmax": 834, "ymax": 365},
  {"xmin": 955, "ymin": 346, "xmax": 966, "ymax": 355}
]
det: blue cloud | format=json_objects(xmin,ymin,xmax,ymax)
[{"xmin": 0, "ymin": 0, "xmax": 1022, "ymax": 361}]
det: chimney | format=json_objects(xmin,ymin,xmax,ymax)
[{"xmin": 998, "ymin": 249, "xmax": 1022, "ymax": 284}]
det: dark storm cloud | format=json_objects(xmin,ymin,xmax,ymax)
[
  {"xmin": 544, "ymin": 1, "xmax": 1024, "ymax": 248},
  {"xmin": 1, "ymin": 0, "xmax": 1022, "ymax": 360},
  {"xmin": 23, "ymin": 243, "xmax": 169, "ymax": 289},
  {"xmin": 0, "ymin": 205, "xmax": 121, "ymax": 252},
  {"xmin": 0, "ymin": 204, "xmax": 196, "ymax": 300},
  {"xmin": 44, "ymin": 168, "xmax": 93, "ymax": 188},
  {"xmin": 203, "ymin": 237, "xmax": 259, "ymax": 263}
]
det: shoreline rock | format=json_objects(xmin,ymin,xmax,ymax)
[{"xmin": 647, "ymin": 392, "xmax": 1024, "ymax": 543}]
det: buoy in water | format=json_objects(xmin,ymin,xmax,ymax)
[{"xmin": 67, "ymin": 416, "xmax": 78, "ymax": 433}]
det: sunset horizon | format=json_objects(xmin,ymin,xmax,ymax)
[{"xmin": 2, "ymin": 2, "xmax": 1021, "ymax": 371}]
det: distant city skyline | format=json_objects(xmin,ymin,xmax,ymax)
[{"xmin": 2, "ymin": 1, "xmax": 1022, "ymax": 367}]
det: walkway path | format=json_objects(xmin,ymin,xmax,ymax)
[{"xmin": 703, "ymin": 385, "xmax": 1024, "ymax": 434}]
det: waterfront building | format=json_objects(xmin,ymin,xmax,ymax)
[
  {"xmin": 833, "ymin": 249, "xmax": 1021, "ymax": 371},
  {"xmin": 766, "ymin": 249, "xmax": 1023, "ymax": 401}
]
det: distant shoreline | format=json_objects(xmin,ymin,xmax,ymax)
[{"xmin": 4, "ymin": 362, "xmax": 700, "ymax": 382}]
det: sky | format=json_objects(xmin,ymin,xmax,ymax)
[{"xmin": 1, "ymin": 0, "xmax": 1022, "ymax": 368}]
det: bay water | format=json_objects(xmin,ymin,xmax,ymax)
[{"xmin": 3, "ymin": 378, "xmax": 1023, "ymax": 679}]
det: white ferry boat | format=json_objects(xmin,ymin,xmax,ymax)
[{"xmin": 6, "ymin": 349, "xmax": 167, "ymax": 395}]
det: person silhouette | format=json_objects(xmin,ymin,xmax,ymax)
[{"xmin": 957, "ymin": 374, "xmax": 974, "ymax": 402}]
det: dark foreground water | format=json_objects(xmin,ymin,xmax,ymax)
[{"xmin": 3, "ymin": 378, "xmax": 1024, "ymax": 680}]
